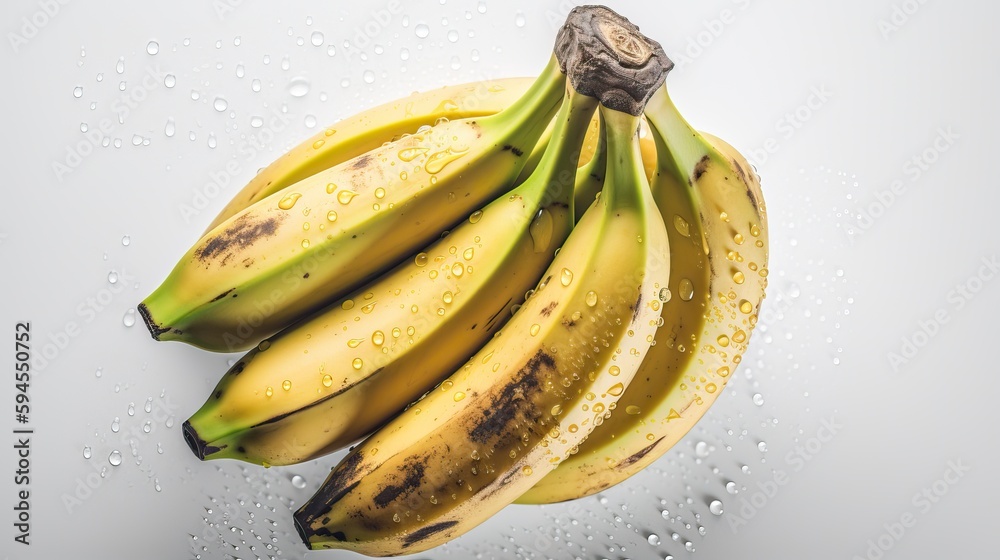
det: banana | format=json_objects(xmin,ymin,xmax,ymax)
[
  {"xmin": 181, "ymin": 85, "xmax": 601, "ymax": 467},
  {"xmin": 205, "ymin": 77, "xmax": 535, "ymax": 232},
  {"xmin": 519, "ymin": 84, "xmax": 769, "ymax": 504},
  {"xmin": 293, "ymin": 10, "xmax": 673, "ymax": 551},
  {"xmin": 139, "ymin": 56, "xmax": 568, "ymax": 352}
]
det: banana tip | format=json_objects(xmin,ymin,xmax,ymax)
[
  {"xmin": 181, "ymin": 420, "xmax": 209, "ymax": 460},
  {"xmin": 136, "ymin": 302, "xmax": 170, "ymax": 341},
  {"xmin": 292, "ymin": 512, "xmax": 315, "ymax": 549}
]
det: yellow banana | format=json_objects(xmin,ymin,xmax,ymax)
[
  {"xmin": 519, "ymin": 84, "xmax": 769, "ymax": 504},
  {"xmin": 205, "ymin": 77, "xmax": 535, "ymax": 232},
  {"xmin": 182, "ymin": 86, "xmax": 601, "ymax": 466},
  {"xmin": 139, "ymin": 56, "xmax": 567, "ymax": 352},
  {"xmin": 293, "ymin": 9, "xmax": 674, "ymax": 547},
  {"xmin": 294, "ymin": 101, "xmax": 670, "ymax": 556}
]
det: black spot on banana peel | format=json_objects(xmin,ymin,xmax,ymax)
[
  {"xmin": 469, "ymin": 350, "xmax": 554, "ymax": 446},
  {"xmin": 692, "ymin": 154, "xmax": 711, "ymax": 183},
  {"xmin": 195, "ymin": 213, "xmax": 285, "ymax": 267},
  {"xmin": 401, "ymin": 520, "xmax": 460, "ymax": 549},
  {"xmin": 555, "ymin": 6, "xmax": 672, "ymax": 117},
  {"xmin": 373, "ymin": 456, "xmax": 428, "ymax": 508},
  {"xmin": 296, "ymin": 450, "xmax": 366, "ymax": 528},
  {"xmin": 617, "ymin": 436, "xmax": 664, "ymax": 469}
]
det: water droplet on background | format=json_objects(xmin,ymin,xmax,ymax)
[
  {"xmin": 213, "ymin": 97, "xmax": 228, "ymax": 111},
  {"xmin": 83, "ymin": 446, "xmax": 92, "ymax": 459},
  {"xmin": 515, "ymin": 12, "xmax": 526, "ymax": 27},
  {"xmin": 164, "ymin": 74, "xmax": 176, "ymax": 88},
  {"xmin": 146, "ymin": 41, "xmax": 159, "ymax": 55},
  {"xmin": 753, "ymin": 393, "xmax": 765, "ymax": 406},
  {"xmin": 291, "ymin": 475, "xmax": 307, "ymax": 489},
  {"xmin": 122, "ymin": 309, "xmax": 136, "ymax": 327},
  {"xmin": 121, "ymin": 235, "xmax": 131, "ymax": 246},
  {"xmin": 108, "ymin": 451, "xmax": 122, "ymax": 466},
  {"xmin": 414, "ymin": 23, "xmax": 430, "ymax": 38},
  {"xmin": 288, "ymin": 76, "xmax": 310, "ymax": 97},
  {"xmin": 710, "ymin": 500, "xmax": 724, "ymax": 515},
  {"xmin": 73, "ymin": 86, "xmax": 83, "ymax": 98},
  {"xmin": 310, "ymin": 31, "xmax": 324, "ymax": 46}
]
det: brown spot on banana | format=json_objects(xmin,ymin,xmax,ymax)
[
  {"xmin": 468, "ymin": 350, "xmax": 554, "ymax": 447},
  {"xmin": 401, "ymin": 520, "xmax": 460, "ymax": 549},
  {"xmin": 195, "ymin": 213, "xmax": 286, "ymax": 267},
  {"xmin": 373, "ymin": 456, "xmax": 428, "ymax": 508}
]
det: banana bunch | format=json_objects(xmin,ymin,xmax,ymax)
[{"xmin": 140, "ymin": 4, "xmax": 768, "ymax": 556}]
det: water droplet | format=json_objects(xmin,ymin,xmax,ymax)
[
  {"xmin": 327, "ymin": 44, "xmax": 337, "ymax": 56},
  {"xmin": 453, "ymin": 391, "xmax": 466, "ymax": 402},
  {"xmin": 115, "ymin": 57, "xmax": 125, "ymax": 74},
  {"xmin": 757, "ymin": 441, "xmax": 768, "ymax": 452},
  {"xmin": 425, "ymin": 147, "xmax": 469, "ymax": 174},
  {"xmin": 673, "ymin": 215, "xmax": 691, "ymax": 237},
  {"xmin": 322, "ymin": 374, "xmax": 333, "ymax": 388},
  {"xmin": 108, "ymin": 451, "xmax": 122, "ymax": 466},
  {"xmin": 310, "ymin": 31, "xmax": 324, "ymax": 46},
  {"xmin": 164, "ymin": 74, "xmax": 176, "ymax": 88},
  {"xmin": 678, "ymin": 279, "xmax": 694, "ymax": 301},
  {"xmin": 143, "ymin": 421, "xmax": 151, "ymax": 433},
  {"xmin": 626, "ymin": 405, "xmax": 642, "ymax": 415},
  {"xmin": 278, "ymin": 192, "xmax": 302, "ymax": 210},
  {"xmin": 95, "ymin": 367, "xmax": 102, "ymax": 378},
  {"xmin": 400, "ymin": 47, "xmax": 410, "ymax": 60},
  {"xmin": 607, "ymin": 383, "xmax": 625, "ymax": 396},
  {"xmin": 291, "ymin": 474, "xmax": 307, "ymax": 488},
  {"xmin": 265, "ymin": 386, "xmax": 273, "ymax": 397},
  {"xmin": 213, "ymin": 97, "xmax": 228, "ymax": 112},
  {"xmin": 514, "ymin": 11, "xmax": 526, "ymax": 27},
  {"xmin": 398, "ymin": 147, "xmax": 429, "ymax": 162},
  {"xmin": 733, "ymin": 271, "xmax": 746, "ymax": 285},
  {"xmin": 414, "ymin": 252, "xmax": 428, "ymax": 267},
  {"xmin": 73, "ymin": 86, "xmax": 84, "ymax": 98},
  {"xmin": 83, "ymin": 446, "xmax": 92, "ymax": 459},
  {"xmin": 122, "ymin": 309, "xmax": 136, "ymax": 327},
  {"xmin": 586, "ymin": 291, "xmax": 598, "ymax": 307},
  {"xmin": 659, "ymin": 287, "xmax": 672, "ymax": 302},
  {"xmin": 695, "ymin": 441, "xmax": 710, "ymax": 457},
  {"xmin": 648, "ymin": 533, "xmax": 660, "ymax": 546},
  {"xmin": 469, "ymin": 210, "xmax": 484, "ymax": 224},
  {"xmin": 107, "ymin": 270, "xmax": 119, "ymax": 284},
  {"xmin": 111, "ymin": 417, "xmax": 120, "ymax": 432},
  {"xmin": 739, "ymin": 300, "xmax": 754, "ymax": 314},
  {"xmin": 447, "ymin": 30, "xmax": 459, "ymax": 43},
  {"xmin": 752, "ymin": 393, "xmax": 765, "ymax": 406},
  {"xmin": 282, "ymin": 379, "xmax": 292, "ymax": 391},
  {"xmin": 726, "ymin": 481, "xmax": 738, "ymax": 494},
  {"xmin": 304, "ymin": 114, "xmax": 317, "ymax": 128},
  {"xmin": 560, "ymin": 268, "xmax": 574, "ymax": 286},
  {"xmin": 207, "ymin": 134, "xmax": 217, "ymax": 149},
  {"xmin": 251, "ymin": 78, "xmax": 261, "ymax": 92},
  {"xmin": 337, "ymin": 190, "xmax": 358, "ymax": 204},
  {"xmin": 288, "ymin": 77, "xmax": 310, "ymax": 97},
  {"xmin": 414, "ymin": 23, "xmax": 430, "ymax": 38},
  {"xmin": 352, "ymin": 358, "xmax": 364, "ymax": 370},
  {"xmin": 732, "ymin": 330, "xmax": 747, "ymax": 344},
  {"xmin": 164, "ymin": 118, "xmax": 175, "ymax": 137},
  {"xmin": 478, "ymin": 1, "xmax": 487, "ymax": 13},
  {"xmin": 522, "ymin": 465, "xmax": 533, "ymax": 476},
  {"xmin": 146, "ymin": 41, "xmax": 159, "ymax": 55},
  {"xmin": 529, "ymin": 324, "xmax": 540, "ymax": 337},
  {"xmin": 144, "ymin": 397, "xmax": 152, "ymax": 413},
  {"xmin": 717, "ymin": 334, "xmax": 730, "ymax": 347},
  {"xmin": 363, "ymin": 70, "xmax": 375, "ymax": 84},
  {"xmin": 709, "ymin": 499, "xmax": 724, "ymax": 515}
]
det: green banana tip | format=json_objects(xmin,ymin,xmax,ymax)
[{"xmin": 136, "ymin": 302, "xmax": 170, "ymax": 341}]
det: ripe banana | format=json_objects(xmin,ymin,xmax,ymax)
[
  {"xmin": 293, "ymin": 101, "xmax": 669, "ymax": 556},
  {"xmin": 139, "ymin": 56, "xmax": 567, "ymax": 352},
  {"xmin": 205, "ymin": 77, "xmax": 535, "ymax": 232},
  {"xmin": 292, "ymin": 9, "xmax": 674, "ymax": 546},
  {"xmin": 182, "ymin": 86, "xmax": 601, "ymax": 467},
  {"xmin": 519, "ymin": 84, "xmax": 769, "ymax": 504}
]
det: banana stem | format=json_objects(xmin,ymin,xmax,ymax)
[
  {"xmin": 527, "ymin": 85, "xmax": 599, "ymax": 213},
  {"xmin": 644, "ymin": 86, "xmax": 716, "ymax": 181},
  {"xmin": 479, "ymin": 56, "xmax": 566, "ymax": 148},
  {"xmin": 600, "ymin": 107, "xmax": 647, "ymax": 213},
  {"xmin": 573, "ymin": 111, "xmax": 607, "ymax": 221}
]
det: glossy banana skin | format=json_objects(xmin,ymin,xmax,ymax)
[
  {"xmin": 140, "ymin": 59, "xmax": 567, "ymax": 352},
  {"xmin": 520, "ymin": 86, "xmax": 769, "ymax": 504},
  {"xmin": 182, "ymin": 88, "xmax": 601, "ymax": 467},
  {"xmin": 205, "ymin": 77, "xmax": 536, "ymax": 232},
  {"xmin": 292, "ymin": 106, "xmax": 670, "ymax": 556}
]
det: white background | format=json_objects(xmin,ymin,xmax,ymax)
[{"xmin": 1, "ymin": 0, "xmax": 996, "ymax": 558}]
